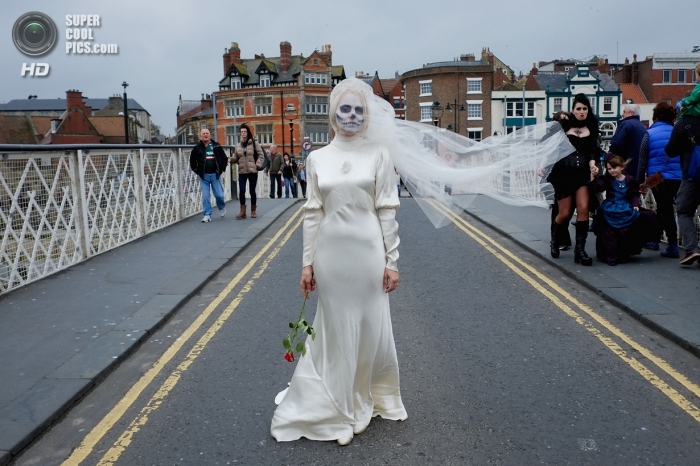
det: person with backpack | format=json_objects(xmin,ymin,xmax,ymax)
[
  {"xmin": 229, "ymin": 123, "xmax": 264, "ymax": 219},
  {"xmin": 664, "ymin": 105, "xmax": 700, "ymax": 266}
]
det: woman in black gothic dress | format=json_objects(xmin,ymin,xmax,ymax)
[{"xmin": 546, "ymin": 94, "xmax": 602, "ymax": 265}]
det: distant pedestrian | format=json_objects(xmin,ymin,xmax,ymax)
[
  {"xmin": 268, "ymin": 145, "xmax": 284, "ymax": 198},
  {"xmin": 189, "ymin": 128, "xmax": 228, "ymax": 223},
  {"xmin": 297, "ymin": 163, "xmax": 307, "ymax": 198},
  {"xmin": 282, "ymin": 153, "xmax": 298, "ymax": 198},
  {"xmin": 589, "ymin": 154, "xmax": 660, "ymax": 266},
  {"xmin": 229, "ymin": 124, "xmax": 264, "ymax": 219},
  {"xmin": 664, "ymin": 109, "xmax": 700, "ymax": 266},
  {"xmin": 610, "ymin": 104, "xmax": 647, "ymax": 180},
  {"xmin": 637, "ymin": 102, "xmax": 681, "ymax": 257}
]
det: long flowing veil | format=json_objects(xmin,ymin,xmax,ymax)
[{"xmin": 329, "ymin": 78, "xmax": 575, "ymax": 228}]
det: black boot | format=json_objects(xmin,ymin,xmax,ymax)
[
  {"xmin": 550, "ymin": 221, "xmax": 561, "ymax": 258},
  {"xmin": 574, "ymin": 221, "xmax": 593, "ymax": 266}
]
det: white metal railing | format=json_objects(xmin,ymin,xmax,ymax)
[{"xmin": 0, "ymin": 145, "xmax": 237, "ymax": 295}]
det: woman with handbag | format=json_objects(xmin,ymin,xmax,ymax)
[
  {"xmin": 229, "ymin": 124, "xmax": 264, "ymax": 219},
  {"xmin": 544, "ymin": 94, "xmax": 601, "ymax": 265},
  {"xmin": 282, "ymin": 153, "xmax": 298, "ymax": 198},
  {"xmin": 637, "ymin": 102, "xmax": 681, "ymax": 258}
]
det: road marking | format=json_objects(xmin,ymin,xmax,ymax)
[
  {"xmin": 62, "ymin": 206, "xmax": 304, "ymax": 466},
  {"xmin": 429, "ymin": 200, "xmax": 700, "ymax": 423}
]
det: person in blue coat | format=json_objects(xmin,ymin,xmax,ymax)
[
  {"xmin": 637, "ymin": 102, "xmax": 681, "ymax": 257},
  {"xmin": 610, "ymin": 104, "xmax": 648, "ymax": 182}
]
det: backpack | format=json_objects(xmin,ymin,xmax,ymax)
[
  {"xmin": 251, "ymin": 141, "xmax": 270, "ymax": 171},
  {"xmin": 685, "ymin": 125, "xmax": 700, "ymax": 180}
]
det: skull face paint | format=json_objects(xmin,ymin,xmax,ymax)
[{"xmin": 335, "ymin": 92, "xmax": 365, "ymax": 134}]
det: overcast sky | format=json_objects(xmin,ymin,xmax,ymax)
[{"xmin": 2, "ymin": 0, "xmax": 698, "ymax": 137}]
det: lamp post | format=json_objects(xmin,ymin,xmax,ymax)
[
  {"xmin": 285, "ymin": 103, "xmax": 298, "ymax": 157},
  {"xmin": 431, "ymin": 101, "xmax": 443, "ymax": 128},
  {"xmin": 445, "ymin": 100, "xmax": 466, "ymax": 134},
  {"xmin": 122, "ymin": 81, "xmax": 129, "ymax": 144}
]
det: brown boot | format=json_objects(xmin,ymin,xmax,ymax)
[
  {"xmin": 251, "ymin": 205, "xmax": 257, "ymax": 218},
  {"xmin": 235, "ymin": 205, "xmax": 246, "ymax": 219}
]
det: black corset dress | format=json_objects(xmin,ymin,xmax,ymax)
[{"xmin": 547, "ymin": 134, "xmax": 599, "ymax": 199}]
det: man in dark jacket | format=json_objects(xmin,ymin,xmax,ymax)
[
  {"xmin": 189, "ymin": 129, "xmax": 228, "ymax": 223},
  {"xmin": 268, "ymin": 144, "xmax": 283, "ymax": 198},
  {"xmin": 665, "ymin": 114, "xmax": 700, "ymax": 265},
  {"xmin": 610, "ymin": 104, "xmax": 647, "ymax": 179}
]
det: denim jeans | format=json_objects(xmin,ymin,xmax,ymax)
[
  {"xmin": 270, "ymin": 173, "xmax": 282, "ymax": 198},
  {"xmin": 199, "ymin": 173, "xmax": 225, "ymax": 216},
  {"xmin": 284, "ymin": 177, "xmax": 297, "ymax": 198},
  {"xmin": 675, "ymin": 178, "xmax": 700, "ymax": 252}
]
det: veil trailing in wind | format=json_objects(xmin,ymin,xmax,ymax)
[{"xmin": 328, "ymin": 78, "xmax": 575, "ymax": 228}]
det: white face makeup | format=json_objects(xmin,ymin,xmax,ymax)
[{"xmin": 335, "ymin": 92, "xmax": 364, "ymax": 134}]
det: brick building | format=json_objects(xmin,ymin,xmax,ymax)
[
  {"xmin": 355, "ymin": 71, "xmax": 405, "ymax": 119},
  {"xmin": 613, "ymin": 52, "xmax": 699, "ymax": 106},
  {"xmin": 214, "ymin": 41, "xmax": 345, "ymax": 156},
  {"xmin": 401, "ymin": 48, "xmax": 514, "ymax": 140},
  {"xmin": 176, "ymin": 94, "xmax": 214, "ymax": 144}
]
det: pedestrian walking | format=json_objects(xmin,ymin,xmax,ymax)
[
  {"xmin": 271, "ymin": 78, "xmax": 406, "ymax": 446},
  {"xmin": 282, "ymin": 153, "xmax": 298, "ymax": 198},
  {"xmin": 229, "ymin": 124, "xmax": 264, "ymax": 219},
  {"xmin": 297, "ymin": 162, "xmax": 307, "ymax": 198},
  {"xmin": 637, "ymin": 102, "xmax": 681, "ymax": 257},
  {"xmin": 189, "ymin": 129, "xmax": 228, "ymax": 223},
  {"xmin": 544, "ymin": 94, "xmax": 601, "ymax": 265},
  {"xmin": 610, "ymin": 104, "xmax": 648, "ymax": 180},
  {"xmin": 268, "ymin": 145, "xmax": 283, "ymax": 198}
]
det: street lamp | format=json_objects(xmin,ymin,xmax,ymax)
[
  {"xmin": 445, "ymin": 101, "xmax": 466, "ymax": 134},
  {"xmin": 431, "ymin": 101, "xmax": 443, "ymax": 128},
  {"xmin": 285, "ymin": 103, "xmax": 298, "ymax": 157},
  {"xmin": 122, "ymin": 81, "xmax": 129, "ymax": 144}
]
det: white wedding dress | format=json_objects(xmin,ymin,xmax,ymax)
[{"xmin": 270, "ymin": 136, "xmax": 407, "ymax": 442}]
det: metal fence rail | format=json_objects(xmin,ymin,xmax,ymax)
[{"xmin": 0, "ymin": 145, "xmax": 234, "ymax": 295}]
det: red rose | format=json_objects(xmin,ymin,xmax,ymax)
[{"xmin": 284, "ymin": 351, "xmax": 295, "ymax": 363}]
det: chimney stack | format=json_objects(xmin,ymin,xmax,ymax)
[
  {"xmin": 319, "ymin": 44, "xmax": 332, "ymax": 66},
  {"xmin": 280, "ymin": 41, "xmax": 292, "ymax": 72},
  {"xmin": 65, "ymin": 90, "xmax": 91, "ymax": 113}
]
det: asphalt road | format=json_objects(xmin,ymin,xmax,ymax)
[{"xmin": 14, "ymin": 200, "xmax": 700, "ymax": 466}]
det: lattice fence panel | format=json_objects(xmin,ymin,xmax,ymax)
[
  {"xmin": 0, "ymin": 155, "xmax": 82, "ymax": 292},
  {"xmin": 142, "ymin": 150, "xmax": 179, "ymax": 232}
]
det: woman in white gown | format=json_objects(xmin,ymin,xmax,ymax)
[{"xmin": 270, "ymin": 80, "xmax": 407, "ymax": 445}]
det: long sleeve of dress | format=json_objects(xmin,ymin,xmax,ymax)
[
  {"xmin": 302, "ymin": 156, "xmax": 324, "ymax": 267},
  {"xmin": 375, "ymin": 147, "xmax": 401, "ymax": 271}
]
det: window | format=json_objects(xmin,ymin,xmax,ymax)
[
  {"xmin": 305, "ymin": 95, "xmax": 328, "ymax": 114},
  {"xmin": 600, "ymin": 122, "xmax": 615, "ymax": 138},
  {"xmin": 467, "ymin": 129, "xmax": 483, "ymax": 141},
  {"xmin": 225, "ymin": 99, "xmax": 244, "ymax": 117},
  {"xmin": 419, "ymin": 102, "xmax": 433, "ymax": 122},
  {"xmin": 260, "ymin": 75, "xmax": 271, "ymax": 87},
  {"xmin": 306, "ymin": 123, "xmax": 329, "ymax": 144},
  {"xmin": 506, "ymin": 126, "xmax": 522, "ymax": 134},
  {"xmin": 603, "ymin": 97, "xmax": 613, "ymax": 112},
  {"xmin": 256, "ymin": 124, "xmax": 273, "ymax": 145},
  {"xmin": 225, "ymin": 125, "xmax": 239, "ymax": 145},
  {"xmin": 200, "ymin": 121, "xmax": 206, "ymax": 130},
  {"xmin": 662, "ymin": 69, "xmax": 672, "ymax": 83},
  {"xmin": 467, "ymin": 101, "xmax": 482, "ymax": 119},
  {"xmin": 305, "ymin": 73, "xmax": 328, "ymax": 85},
  {"xmin": 506, "ymin": 102, "xmax": 534, "ymax": 117},
  {"xmin": 589, "ymin": 97, "xmax": 596, "ymax": 114},
  {"xmin": 419, "ymin": 80, "xmax": 432, "ymax": 96},
  {"xmin": 553, "ymin": 98, "xmax": 562, "ymax": 113},
  {"xmin": 393, "ymin": 97, "xmax": 402, "ymax": 109},
  {"xmin": 255, "ymin": 97, "xmax": 272, "ymax": 115},
  {"xmin": 466, "ymin": 78, "xmax": 482, "ymax": 94},
  {"xmin": 231, "ymin": 77, "xmax": 242, "ymax": 90},
  {"xmin": 679, "ymin": 70, "xmax": 687, "ymax": 83}
]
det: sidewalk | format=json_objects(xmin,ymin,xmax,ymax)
[
  {"xmin": 453, "ymin": 194, "xmax": 700, "ymax": 358},
  {"xmin": 0, "ymin": 199, "xmax": 299, "ymax": 465}
]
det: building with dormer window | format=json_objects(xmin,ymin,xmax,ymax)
[{"xmin": 214, "ymin": 41, "xmax": 345, "ymax": 155}]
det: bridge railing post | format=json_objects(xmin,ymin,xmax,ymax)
[
  {"xmin": 174, "ymin": 148, "xmax": 184, "ymax": 221},
  {"xmin": 72, "ymin": 150, "xmax": 91, "ymax": 259},
  {"xmin": 133, "ymin": 149, "xmax": 148, "ymax": 236}
]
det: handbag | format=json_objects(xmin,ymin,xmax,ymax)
[{"xmin": 643, "ymin": 172, "xmax": 663, "ymax": 189}]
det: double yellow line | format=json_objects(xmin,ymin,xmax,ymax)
[
  {"xmin": 429, "ymin": 200, "xmax": 700, "ymax": 423},
  {"xmin": 63, "ymin": 206, "xmax": 305, "ymax": 466}
]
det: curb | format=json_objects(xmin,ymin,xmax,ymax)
[
  {"xmin": 458, "ymin": 205, "xmax": 700, "ymax": 360},
  {"xmin": 0, "ymin": 201, "xmax": 301, "ymax": 464}
]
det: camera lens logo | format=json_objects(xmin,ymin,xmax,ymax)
[{"xmin": 12, "ymin": 12, "xmax": 57, "ymax": 56}]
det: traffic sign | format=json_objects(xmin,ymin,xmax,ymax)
[{"xmin": 302, "ymin": 141, "xmax": 312, "ymax": 151}]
